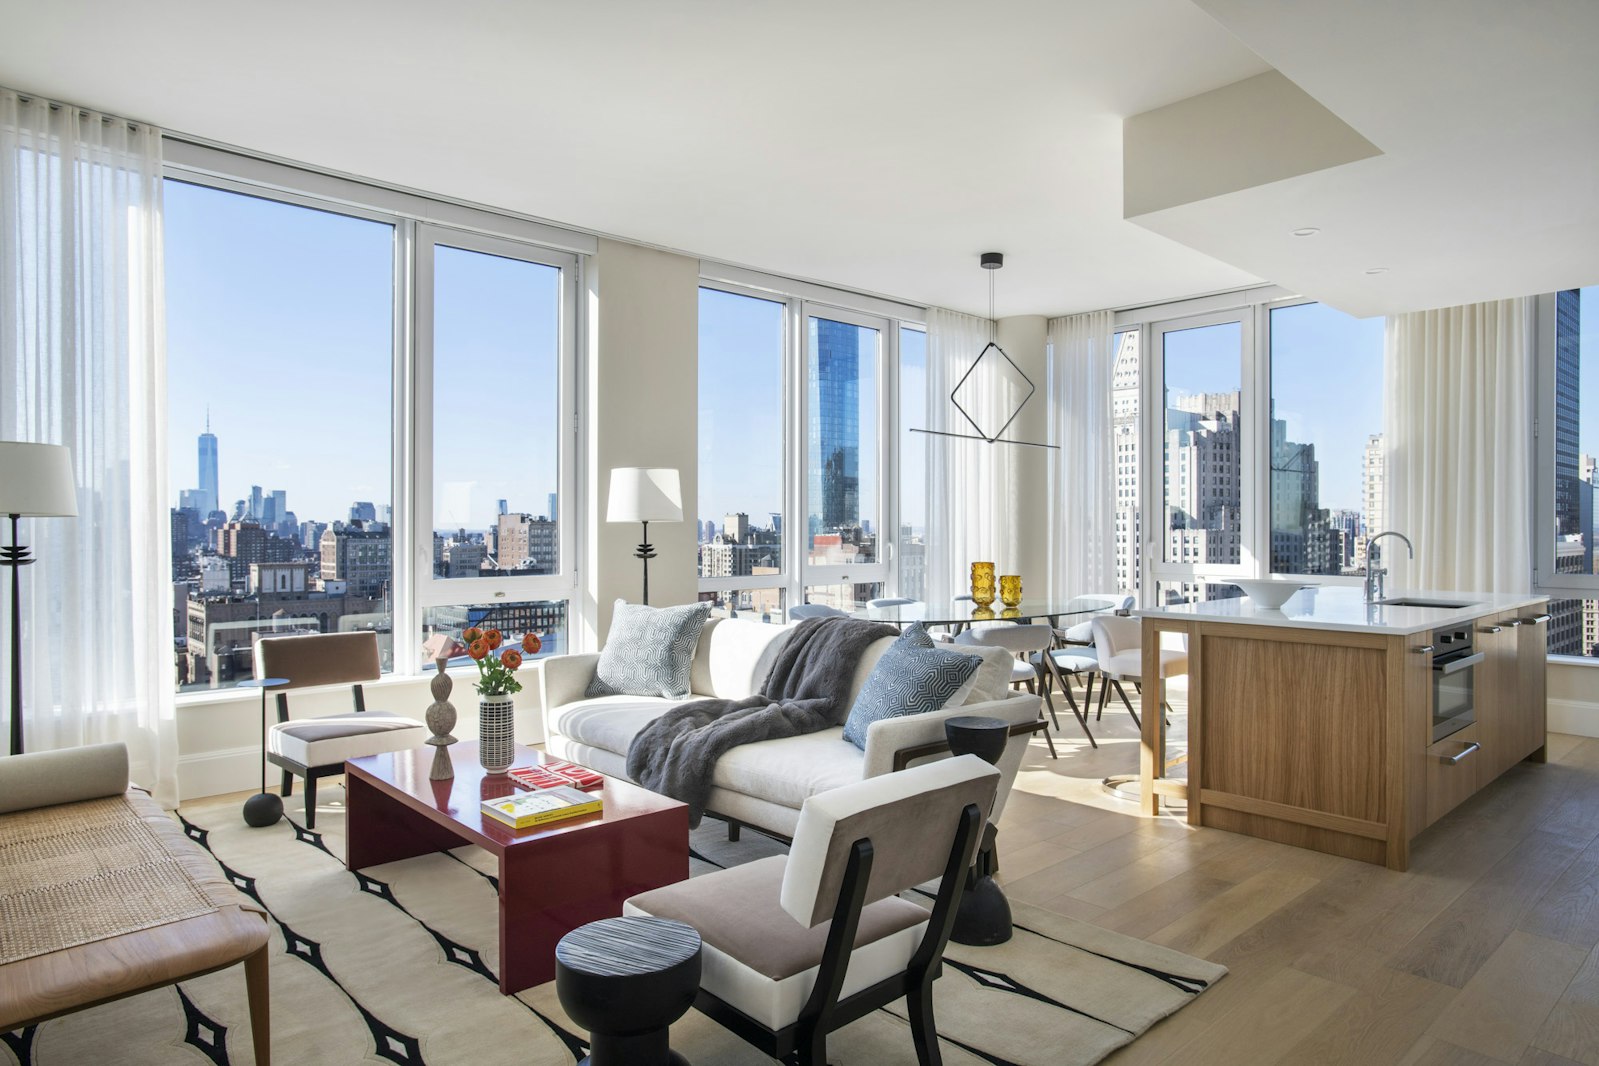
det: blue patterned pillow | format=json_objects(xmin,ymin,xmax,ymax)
[
  {"xmin": 587, "ymin": 600, "xmax": 712, "ymax": 699},
  {"xmin": 842, "ymin": 624, "xmax": 981, "ymax": 750}
]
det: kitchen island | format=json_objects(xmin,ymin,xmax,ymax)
[{"xmin": 1135, "ymin": 587, "xmax": 1550, "ymax": 870}]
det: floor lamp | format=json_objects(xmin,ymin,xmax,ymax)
[
  {"xmin": 0, "ymin": 442, "xmax": 78, "ymax": 757},
  {"xmin": 606, "ymin": 468, "xmax": 682, "ymax": 606}
]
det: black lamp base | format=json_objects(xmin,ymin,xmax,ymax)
[{"xmin": 243, "ymin": 791, "xmax": 283, "ymax": 828}]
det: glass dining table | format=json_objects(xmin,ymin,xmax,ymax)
[{"xmin": 864, "ymin": 597, "xmax": 1120, "ymax": 632}]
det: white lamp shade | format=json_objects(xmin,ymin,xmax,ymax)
[
  {"xmin": 606, "ymin": 467, "xmax": 683, "ymax": 524},
  {"xmin": 0, "ymin": 442, "xmax": 77, "ymax": 517}
]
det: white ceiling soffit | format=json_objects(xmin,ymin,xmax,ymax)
[
  {"xmin": 0, "ymin": 0, "xmax": 1272, "ymax": 319},
  {"xmin": 1127, "ymin": 0, "xmax": 1599, "ymax": 319}
]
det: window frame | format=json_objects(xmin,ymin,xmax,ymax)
[
  {"xmin": 695, "ymin": 270, "xmax": 923, "ymax": 618},
  {"xmin": 1123, "ymin": 287, "xmax": 1381, "ymax": 602},
  {"xmin": 1261, "ymin": 295, "xmax": 1375, "ymax": 587},
  {"xmin": 163, "ymin": 151, "xmax": 588, "ymax": 700},
  {"xmin": 1533, "ymin": 289, "xmax": 1598, "ymax": 599},
  {"xmin": 695, "ymin": 280, "xmax": 794, "ymax": 604},
  {"xmin": 1144, "ymin": 307, "xmax": 1259, "ymax": 593}
]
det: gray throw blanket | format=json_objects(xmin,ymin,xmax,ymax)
[{"xmin": 626, "ymin": 617, "xmax": 899, "ymax": 826}]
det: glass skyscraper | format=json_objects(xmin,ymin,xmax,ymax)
[
  {"xmin": 198, "ymin": 417, "xmax": 219, "ymax": 517},
  {"xmin": 808, "ymin": 318, "xmax": 861, "ymax": 537}
]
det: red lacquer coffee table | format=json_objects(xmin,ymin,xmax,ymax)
[{"xmin": 344, "ymin": 742, "xmax": 689, "ymax": 994}]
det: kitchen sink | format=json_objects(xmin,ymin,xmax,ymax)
[{"xmin": 1377, "ymin": 598, "xmax": 1476, "ymax": 609}]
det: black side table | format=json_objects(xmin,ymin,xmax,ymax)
[
  {"xmin": 555, "ymin": 915, "xmax": 702, "ymax": 1066},
  {"xmin": 945, "ymin": 715, "xmax": 1013, "ymax": 946}
]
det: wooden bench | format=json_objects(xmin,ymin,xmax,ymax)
[{"xmin": 0, "ymin": 744, "xmax": 271, "ymax": 1063}]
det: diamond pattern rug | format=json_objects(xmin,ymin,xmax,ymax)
[{"xmin": 1, "ymin": 793, "xmax": 1225, "ymax": 1065}]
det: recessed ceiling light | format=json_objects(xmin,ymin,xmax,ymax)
[
  {"xmin": 1292, "ymin": 227, "xmax": 1320, "ymax": 237},
  {"xmin": 1364, "ymin": 267, "xmax": 1389, "ymax": 275}
]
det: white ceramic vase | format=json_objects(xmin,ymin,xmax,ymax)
[{"xmin": 478, "ymin": 693, "xmax": 516, "ymax": 775}]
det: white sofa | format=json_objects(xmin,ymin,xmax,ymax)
[{"xmin": 540, "ymin": 617, "xmax": 1041, "ymax": 838}]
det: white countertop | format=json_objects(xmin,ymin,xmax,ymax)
[{"xmin": 1134, "ymin": 585, "xmax": 1549, "ymax": 635}]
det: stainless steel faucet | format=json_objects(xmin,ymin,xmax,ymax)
[{"xmin": 1364, "ymin": 530, "xmax": 1414, "ymax": 603}]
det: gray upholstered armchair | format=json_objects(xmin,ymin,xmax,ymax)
[{"xmin": 624, "ymin": 754, "xmax": 999, "ymax": 1066}]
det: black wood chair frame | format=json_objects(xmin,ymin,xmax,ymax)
[
  {"xmin": 269, "ymin": 681, "xmax": 369, "ymax": 830},
  {"xmin": 691, "ymin": 800, "xmax": 983, "ymax": 1066}
]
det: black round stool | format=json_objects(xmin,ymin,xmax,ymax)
[
  {"xmin": 944, "ymin": 715, "xmax": 1014, "ymax": 946},
  {"xmin": 555, "ymin": 915, "xmax": 702, "ymax": 1066}
]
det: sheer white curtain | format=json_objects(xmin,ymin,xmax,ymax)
[
  {"xmin": 1046, "ymin": 311, "xmax": 1116, "ymax": 600},
  {"xmin": 0, "ymin": 89, "xmax": 177, "ymax": 804},
  {"xmin": 924, "ymin": 308, "xmax": 1018, "ymax": 607},
  {"xmin": 1383, "ymin": 298, "xmax": 1531, "ymax": 594}
]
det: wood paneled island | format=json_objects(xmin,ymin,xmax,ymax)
[{"xmin": 1136, "ymin": 587, "xmax": 1550, "ymax": 871}]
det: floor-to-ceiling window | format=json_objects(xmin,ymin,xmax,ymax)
[
  {"xmin": 164, "ymin": 158, "xmax": 584, "ymax": 693},
  {"xmin": 694, "ymin": 276, "xmax": 921, "ymax": 620},
  {"xmin": 415, "ymin": 227, "xmax": 577, "ymax": 668},
  {"xmin": 165, "ymin": 180, "xmax": 396, "ymax": 691},
  {"xmin": 1268, "ymin": 301, "xmax": 1386, "ymax": 577},
  {"xmin": 1123, "ymin": 294, "xmax": 1388, "ymax": 605},
  {"xmin": 899, "ymin": 325, "xmax": 928, "ymax": 602},
  {"xmin": 696, "ymin": 286, "xmax": 787, "ymax": 621}
]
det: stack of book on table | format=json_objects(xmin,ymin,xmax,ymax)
[
  {"xmin": 507, "ymin": 760, "xmax": 605, "ymax": 792},
  {"xmin": 480, "ymin": 785, "xmax": 602, "ymax": 830}
]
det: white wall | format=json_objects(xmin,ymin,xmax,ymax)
[
  {"xmin": 1549, "ymin": 661, "xmax": 1599, "ymax": 738},
  {"xmin": 583, "ymin": 238, "xmax": 700, "ymax": 646},
  {"xmin": 174, "ymin": 667, "xmax": 546, "ymax": 801}
]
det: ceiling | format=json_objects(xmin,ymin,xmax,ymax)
[{"xmin": 1, "ymin": 1, "xmax": 1594, "ymax": 319}]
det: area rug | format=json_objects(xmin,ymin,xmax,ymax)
[{"xmin": 1, "ymin": 794, "xmax": 1225, "ymax": 1066}]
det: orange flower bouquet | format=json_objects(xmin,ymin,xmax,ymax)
[{"xmin": 462, "ymin": 627, "xmax": 543, "ymax": 697}]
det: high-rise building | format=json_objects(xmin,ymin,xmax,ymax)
[
  {"xmin": 548, "ymin": 493, "xmax": 558, "ymax": 524},
  {"xmin": 498, "ymin": 498, "xmax": 508, "ymax": 516},
  {"xmin": 809, "ymin": 319, "xmax": 862, "ymax": 547},
  {"xmin": 1111, "ymin": 331, "xmax": 1141, "ymax": 593},
  {"xmin": 1555, "ymin": 290, "xmax": 1583, "ymax": 539},
  {"xmin": 724, "ymin": 512, "xmax": 750, "ymax": 544},
  {"xmin": 249, "ymin": 485, "xmax": 264, "ymax": 522},
  {"xmin": 494, "ymin": 513, "xmax": 558, "ymax": 574},
  {"xmin": 1269, "ymin": 409, "xmax": 1321, "ymax": 574},
  {"xmin": 349, "ymin": 501, "xmax": 378, "ymax": 524},
  {"xmin": 319, "ymin": 526, "xmax": 391, "ymax": 598},
  {"xmin": 1354, "ymin": 433, "xmax": 1385, "ymax": 568},
  {"xmin": 197, "ymin": 416, "xmax": 219, "ymax": 518},
  {"xmin": 1550, "ymin": 291, "xmax": 1589, "ymax": 655}
]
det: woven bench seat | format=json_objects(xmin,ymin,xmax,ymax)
[{"xmin": 0, "ymin": 745, "xmax": 271, "ymax": 1061}]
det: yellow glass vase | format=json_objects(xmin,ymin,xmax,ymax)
[
  {"xmin": 970, "ymin": 562, "xmax": 996, "ymax": 607},
  {"xmin": 1000, "ymin": 575, "xmax": 1023, "ymax": 608}
]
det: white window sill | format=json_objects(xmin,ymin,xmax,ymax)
[{"xmin": 173, "ymin": 664, "xmax": 521, "ymax": 708}]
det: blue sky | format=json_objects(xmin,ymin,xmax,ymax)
[
  {"xmin": 166, "ymin": 178, "xmax": 1596, "ymax": 534},
  {"xmin": 1163, "ymin": 306, "xmax": 1384, "ymax": 512},
  {"xmin": 165, "ymin": 180, "xmax": 560, "ymax": 531}
]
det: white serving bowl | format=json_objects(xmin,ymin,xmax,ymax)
[{"xmin": 1229, "ymin": 579, "xmax": 1316, "ymax": 610}]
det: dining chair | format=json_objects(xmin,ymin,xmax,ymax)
[
  {"xmin": 867, "ymin": 597, "xmax": 925, "ymax": 629},
  {"xmin": 1057, "ymin": 592, "xmax": 1135, "ymax": 646},
  {"xmin": 1088, "ymin": 614, "xmax": 1187, "ymax": 729},
  {"xmin": 255, "ymin": 631, "xmax": 427, "ymax": 829},
  {"xmin": 788, "ymin": 604, "xmax": 849, "ymax": 621},
  {"xmin": 954, "ymin": 624, "xmax": 1093, "ymax": 755},
  {"xmin": 624, "ymin": 756, "xmax": 999, "ymax": 1066}
]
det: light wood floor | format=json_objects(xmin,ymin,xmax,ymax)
[{"xmin": 1002, "ymin": 684, "xmax": 1599, "ymax": 1065}]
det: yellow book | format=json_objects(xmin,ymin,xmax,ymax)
[{"xmin": 480, "ymin": 785, "xmax": 603, "ymax": 829}]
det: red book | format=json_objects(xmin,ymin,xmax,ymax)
[
  {"xmin": 542, "ymin": 760, "xmax": 605, "ymax": 791},
  {"xmin": 508, "ymin": 765, "xmax": 572, "ymax": 791},
  {"xmin": 508, "ymin": 761, "xmax": 606, "ymax": 792}
]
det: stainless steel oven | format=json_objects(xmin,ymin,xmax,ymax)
[{"xmin": 1430, "ymin": 625, "xmax": 1484, "ymax": 743}]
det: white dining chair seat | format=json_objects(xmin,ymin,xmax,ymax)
[{"xmin": 1100, "ymin": 648, "xmax": 1187, "ymax": 681}]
